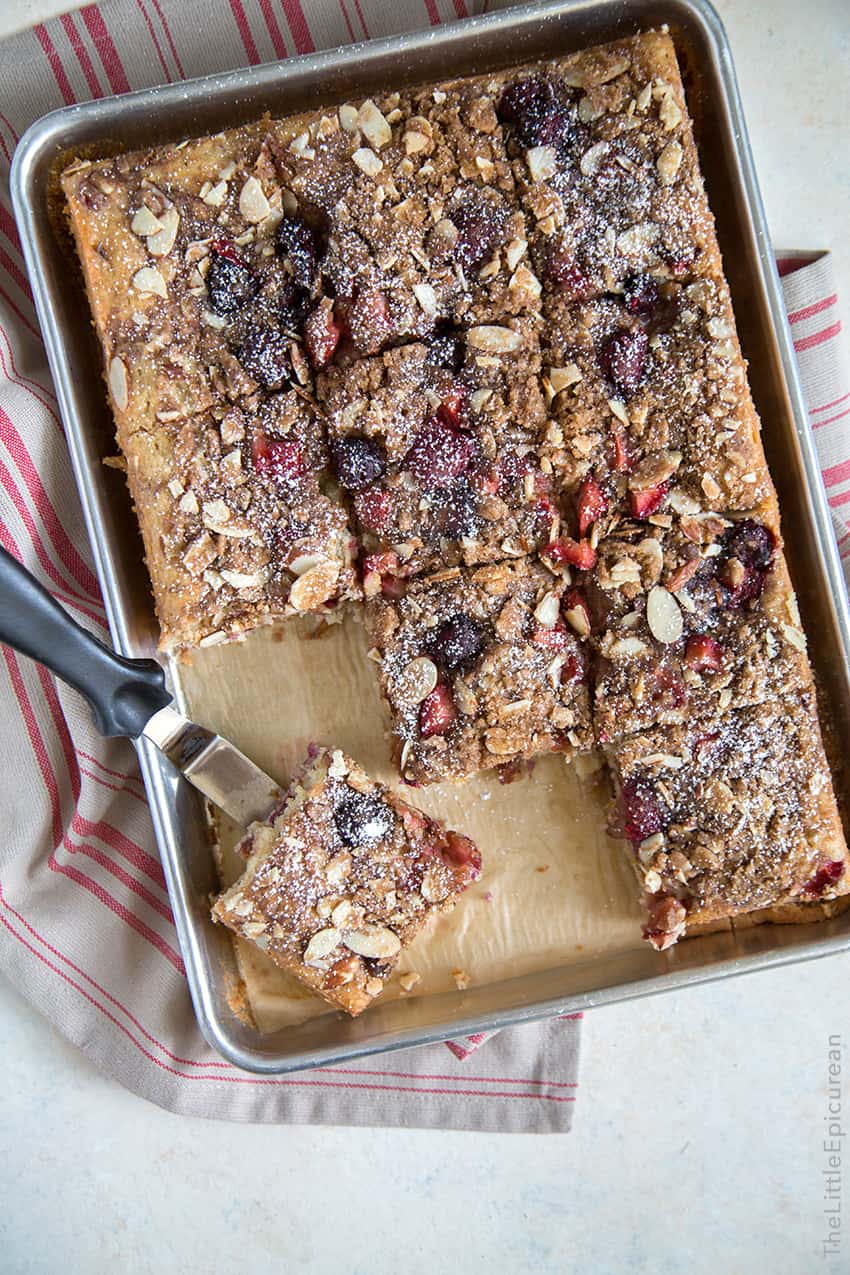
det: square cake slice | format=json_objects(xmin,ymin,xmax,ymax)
[
  {"xmin": 497, "ymin": 31, "xmax": 722, "ymax": 300},
  {"xmin": 212, "ymin": 746, "xmax": 481, "ymax": 1015},
  {"xmin": 605, "ymin": 696, "xmax": 850, "ymax": 950},
  {"xmin": 119, "ymin": 388, "xmax": 358, "ymax": 650},
  {"xmin": 537, "ymin": 275, "xmax": 772, "ymax": 530},
  {"xmin": 581, "ymin": 505, "xmax": 814, "ymax": 744},
  {"xmin": 365, "ymin": 558, "xmax": 593, "ymax": 785},
  {"xmin": 267, "ymin": 83, "xmax": 541, "ymax": 357},
  {"xmin": 317, "ymin": 326, "xmax": 552, "ymax": 578}
]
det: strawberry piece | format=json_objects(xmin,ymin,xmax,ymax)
[
  {"xmin": 418, "ymin": 684, "xmax": 456, "ymax": 738},
  {"xmin": 208, "ymin": 237, "xmax": 243, "ymax": 265},
  {"xmin": 252, "ymin": 433, "xmax": 305, "ymax": 482},
  {"xmin": 684, "ymin": 634, "xmax": 723, "ymax": 672},
  {"xmin": 561, "ymin": 651, "xmax": 586, "ymax": 684},
  {"xmin": 441, "ymin": 832, "xmax": 481, "ymax": 874},
  {"xmin": 404, "ymin": 417, "xmax": 475, "ymax": 484},
  {"xmin": 577, "ymin": 476, "xmax": 608, "ymax": 537},
  {"xmin": 354, "ymin": 484, "xmax": 392, "ymax": 533},
  {"xmin": 470, "ymin": 465, "xmax": 501, "ymax": 497},
  {"xmin": 544, "ymin": 245, "xmax": 594, "ymax": 300},
  {"xmin": 304, "ymin": 301, "xmax": 340, "ymax": 369},
  {"xmin": 544, "ymin": 537, "xmax": 597, "ymax": 570},
  {"xmin": 611, "ymin": 422, "xmax": 633, "ymax": 473},
  {"xmin": 622, "ymin": 777, "xmax": 665, "ymax": 847},
  {"xmin": 436, "ymin": 385, "xmax": 467, "ymax": 431},
  {"xmin": 532, "ymin": 620, "xmax": 569, "ymax": 651},
  {"xmin": 562, "ymin": 588, "xmax": 591, "ymax": 637},
  {"xmin": 802, "ymin": 860, "xmax": 845, "ymax": 896},
  {"xmin": 629, "ymin": 482, "xmax": 668, "ymax": 520}
]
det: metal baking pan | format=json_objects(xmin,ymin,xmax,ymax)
[{"xmin": 12, "ymin": 0, "xmax": 850, "ymax": 1073}]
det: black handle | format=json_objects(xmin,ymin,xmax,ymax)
[{"xmin": 0, "ymin": 546, "xmax": 172, "ymax": 738}]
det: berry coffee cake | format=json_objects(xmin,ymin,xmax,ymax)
[
  {"xmin": 63, "ymin": 27, "xmax": 849, "ymax": 977},
  {"xmin": 213, "ymin": 747, "xmax": 480, "ymax": 1014}
]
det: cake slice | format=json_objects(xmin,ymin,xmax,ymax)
[
  {"xmin": 212, "ymin": 747, "xmax": 481, "ymax": 1015},
  {"xmin": 537, "ymin": 275, "xmax": 771, "ymax": 529},
  {"xmin": 365, "ymin": 558, "xmax": 593, "ymax": 785},
  {"xmin": 118, "ymin": 387, "xmax": 359, "ymax": 650},
  {"xmin": 579, "ymin": 505, "xmax": 814, "ymax": 744},
  {"xmin": 317, "ymin": 324, "xmax": 552, "ymax": 578},
  {"xmin": 497, "ymin": 31, "xmax": 722, "ymax": 300},
  {"xmin": 604, "ymin": 696, "xmax": 850, "ymax": 949}
]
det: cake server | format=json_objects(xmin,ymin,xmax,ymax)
[{"xmin": 0, "ymin": 546, "xmax": 281, "ymax": 826}]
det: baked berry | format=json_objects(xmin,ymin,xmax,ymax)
[
  {"xmin": 498, "ymin": 75, "xmax": 573, "ymax": 149},
  {"xmin": 437, "ymin": 479, "xmax": 479, "ymax": 539},
  {"xmin": 599, "ymin": 329, "xmax": 649, "ymax": 398},
  {"xmin": 418, "ymin": 683, "xmax": 456, "ymax": 738},
  {"xmin": 629, "ymin": 482, "xmax": 668, "ymax": 520},
  {"xmin": 684, "ymin": 634, "xmax": 723, "ymax": 672},
  {"xmin": 354, "ymin": 484, "xmax": 392, "ymax": 533},
  {"xmin": 532, "ymin": 620, "xmax": 569, "ymax": 651},
  {"xmin": 237, "ymin": 327, "xmax": 291, "ymax": 389},
  {"xmin": 622, "ymin": 273, "xmax": 660, "ymax": 317},
  {"xmin": 545, "ymin": 244, "xmax": 594, "ymax": 299},
  {"xmin": 276, "ymin": 216, "xmax": 319, "ymax": 289},
  {"xmin": 333, "ymin": 789, "xmax": 394, "ymax": 847},
  {"xmin": 622, "ymin": 776, "xmax": 665, "ymax": 847},
  {"xmin": 330, "ymin": 436, "xmax": 386, "ymax": 492},
  {"xmin": 436, "ymin": 386, "xmax": 467, "ymax": 431},
  {"xmin": 577, "ymin": 476, "xmax": 608, "ymax": 537},
  {"xmin": 349, "ymin": 288, "xmax": 392, "ymax": 354},
  {"xmin": 802, "ymin": 860, "xmax": 845, "ymax": 896},
  {"xmin": 719, "ymin": 519, "xmax": 775, "ymax": 604},
  {"xmin": 427, "ymin": 613, "xmax": 486, "ymax": 673},
  {"xmin": 543, "ymin": 536, "xmax": 597, "ymax": 570},
  {"xmin": 405, "ymin": 418, "xmax": 475, "ymax": 484},
  {"xmin": 206, "ymin": 248, "xmax": 259, "ymax": 314},
  {"xmin": 441, "ymin": 832, "xmax": 481, "ymax": 872},
  {"xmin": 252, "ymin": 434, "xmax": 305, "ymax": 482},
  {"xmin": 450, "ymin": 201, "xmax": 504, "ymax": 273},
  {"xmin": 610, "ymin": 423, "xmax": 634, "ymax": 473}
]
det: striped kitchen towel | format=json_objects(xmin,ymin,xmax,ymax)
[{"xmin": 0, "ymin": 0, "xmax": 582, "ymax": 1133}]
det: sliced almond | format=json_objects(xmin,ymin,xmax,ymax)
[
  {"xmin": 352, "ymin": 147, "xmax": 382, "ymax": 176},
  {"xmin": 289, "ymin": 560, "xmax": 340, "ymax": 612},
  {"xmin": 526, "ymin": 144, "xmax": 558, "ymax": 182},
  {"xmin": 239, "ymin": 176, "xmax": 270, "ymax": 223},
  {"xmin": 404, "ymin": 129, "xmax": 430, "ymax": 155},
  {"xmin": 108, "ymin": 356, "xmax": 128, "ymax": 411},
  {"xmin": 219, "ymin": 566, "xmax": 270, "ymax": 590},
  {"xmin": 303, "ymin": 928, "xmax": 342, "ymax": 965},
  {"xmin": 130, "ymin": 206, "xmax": 164, "ymax": 237},
  {"xmin": 533, "ymin": 591, "xmax": 561, "ymax": 628},
  {"xmin": 646, "ymin": 585, "xmax": 683, "ymax": 644},
  {"xmin": 580, "ymin": 140, "xmax": 608, "ymax": 176},
  {"xmin": 357, "ymin": 99, "xmax": 392, "ymax": 149},
  {"xmin": 338, "ymin": 103, "xmax": 359, "ymax": 132},
  {"xmin": 466, "ymin": 326, "xmax": 522, "ymax": 354},
  {"xmin": 342, "ymin": 925, "xmax": 401, "ymax": 959},
  {"xmin": 548, "ymin": 364, "xmax": 582, "ymax": 393},
  {"xmin": 131, "ymin": 266, "xmax": 167, "ymax": 297},
  {"xmin": 413, "ymin": 282, "xmax": 438, "ymax": 316},
  {"xmin": 146, "ymin": 206, "xmax": 179, "ymax": 256},
  {"xmin": 656, "ymin": 140, "xmax": 682, "ymax": 186},
  {"xmin": 202, "ymin": 180, "xmax": 228, "ymax": 207},
  {"xmin": 395, "ymin": 656, "xmax": 438, "ymax": 705}
]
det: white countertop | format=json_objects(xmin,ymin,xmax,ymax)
[{"xmin": 2, "ymin": 1, "xmax": 849, "ymax": 1271}]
